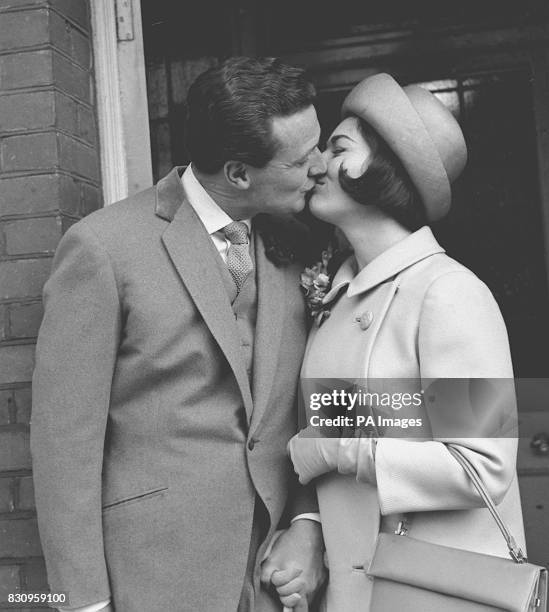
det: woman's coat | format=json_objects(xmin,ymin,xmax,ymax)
[{"xmin": 301, "ymin": 227, "xmax": 525, "ymax": 611}]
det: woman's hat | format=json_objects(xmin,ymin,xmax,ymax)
[{"xmin": 342, "ymin": 73, "xmax": 467, "ymax": 221}]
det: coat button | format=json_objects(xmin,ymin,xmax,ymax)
[
  {"xmin": 355, "ymin": 310, "xmax": 374, "ymax": 330},
  {"xmin": 248, "ymin": 439, "xmax": 255, "ymax": 451}
]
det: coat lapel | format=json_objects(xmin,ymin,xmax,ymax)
[
  {"xmin": 250, "ymin": 225, "xmax": 286, "ymax": 432},
  {"xmin": 157, "ymin": 168, "xmax": 254, "ymax": 420}
]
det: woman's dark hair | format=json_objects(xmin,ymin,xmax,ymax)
[
  {"xmin": 185, "ymin": 57, "xmax": 316, "ymax": 174},
  {"xmin": 338, "ymin": 118, "xmax": 427, "ymax": 231}
]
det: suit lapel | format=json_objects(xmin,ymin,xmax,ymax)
[
  {"xmin": 250, "ymin": 225, "xmax": 286, "ymax": 432},
  {"xmin": 157, "ymin": 169, "xmax": 254, "ymax": 421}
]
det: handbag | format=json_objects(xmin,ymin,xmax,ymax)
[{"xmin": 367, "ymin": 445, "xmax": 547, "ymax": 611}]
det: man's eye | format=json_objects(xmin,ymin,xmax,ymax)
[{"xmin": 332, "ymin": 148, "xmax": 344, "ymax": 156}]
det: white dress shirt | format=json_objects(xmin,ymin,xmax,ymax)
[
  {"xmin": 182, "ymin": 164, "xmax": 251, "ymax": 260},
  {"xmin": 65, "ymin": 165, "xmax": 317, "ymax": 612}
]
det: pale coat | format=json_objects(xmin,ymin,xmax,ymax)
[
  {"xmin": 301, "ymin": 227, "xmax": 525, "ymax": 611},
  {"xmin": 31, "ymin": 168, "xmax": 313, "ymax": 611}
]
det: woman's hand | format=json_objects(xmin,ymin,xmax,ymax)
[
  {"xmin": 287, "ymin": 428, "xmax": 340, "ymax": 484},
  {"xmin": 288, "ymin": 429, "xmax": 378, "ymax": 485},
  {"xmin": 271, "ymin": 567, "xmax": 308, "ymax": 610}
]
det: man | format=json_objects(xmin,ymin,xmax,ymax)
[{"xmin": 31, "ymin": 57, "xmax": 327, "ymax": 611}]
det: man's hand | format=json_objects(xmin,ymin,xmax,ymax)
[{"xmin": 260, "ymin": 519, "xmax": 326, "ymax": 609}]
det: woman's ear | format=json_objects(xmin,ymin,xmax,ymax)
[{"xmin": 224, "ymin": 161, "xmax": 250, "ymax": 190}]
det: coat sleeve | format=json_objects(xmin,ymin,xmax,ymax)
[
  {"xmin": 374, "ymin": 270, "xmax": 518, "ymax": 516},
  {"xmin": 31, "ymin": 221, "xmax": 121, "ymax": 607}
]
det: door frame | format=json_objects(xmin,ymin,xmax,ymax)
[{"xmin": 90, "ymin": 0, "xmax": 153, "ymax": 205}]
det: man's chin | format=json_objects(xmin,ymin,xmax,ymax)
[
  {"xmin": 289, "ymin": 196, "xmax": 308, "ymax": 214},
  {"xmin": 303, "ymin": 187, "xmax": 317, "ymax": 209}
]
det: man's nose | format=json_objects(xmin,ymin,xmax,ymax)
[{"xmin": 308, "ymin": 148, "xmax": 327, "ymax": 177}]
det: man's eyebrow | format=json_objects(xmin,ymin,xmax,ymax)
[{"xmin": 292, "ymin": 142, "xmax": 320, "ymax": 164}]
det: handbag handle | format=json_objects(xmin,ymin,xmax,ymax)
[
  {"xmin": 445, "ymin": 444, "xmax": 526, "ymax": 563},
  {"xmin": 397, "ymin": 444, "xmax": 527, "ymax": 564}
]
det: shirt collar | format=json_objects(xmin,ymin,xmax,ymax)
[
  {"xmin": 323, "ymin": 226, "xmax": 445, "ymax": 303},
  {"xmin": 181, "ymin": 165, "xmax": 251, "ymax": 235}
]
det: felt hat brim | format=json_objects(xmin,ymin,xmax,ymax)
[{"xmin": 342, "ymin": 73, "xmax": 467, "ymax": 221}]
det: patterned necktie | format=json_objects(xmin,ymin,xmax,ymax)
[{"xmin": 222, "ymin": 221, "xmax": 253, "ymax": 293}]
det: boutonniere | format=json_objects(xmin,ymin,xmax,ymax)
[{"xmin": 301, "ymin": 245, "xmax": 334, "ymax": 326}]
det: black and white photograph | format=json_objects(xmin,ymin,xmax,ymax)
[{"xmin": 1, "ymin": 0, "xmax": 549, "ymax": 610}]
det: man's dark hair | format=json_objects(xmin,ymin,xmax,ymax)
[
  {"xmin": 339, "ymin": 119, "xmax": 427, "ymax": 232},
  {"xmin": 185, "ymin": 57, "xmax": 316, "ymax": 174}
]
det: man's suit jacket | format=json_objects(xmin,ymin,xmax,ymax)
[{"xmin": 31, "ymin": 168, "xmax": 312, "ymax": 611}]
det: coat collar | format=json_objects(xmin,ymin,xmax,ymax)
[
  {"xmin": 155, "ymin": 166, "xmax": 186, "ymax": 221},
  {"xmin": 323, "ymin": 226, "xmax": 445, "ymax": 303}
]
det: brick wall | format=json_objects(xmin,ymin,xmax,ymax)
[{"xmin": 0, "ymin": 0, "xmax": 101, "ymax": 608}]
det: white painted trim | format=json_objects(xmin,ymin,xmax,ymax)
[
  {"xmin": 90, "ymin": 0, "xmax": 128, "ymax": 205},
  {"xmin": 116, "ymin": 0, "xmax": 153, "ymax": 196},
  {"xmin": 90, "ymin": 0, "xmax": 153, "ymax": 205}
]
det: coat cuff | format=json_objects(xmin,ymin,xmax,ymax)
[
  {"xmin": 336, "ymin": 437, "xmax": 377, "ymax": 483},
  {"xmin": 291, "ymin": 512, "xmax": 321, "ymax": 524}
]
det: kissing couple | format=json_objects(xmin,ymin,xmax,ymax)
[{"xmin": 32, "ymin": 57, "xmax": 524, "ymax": 611}]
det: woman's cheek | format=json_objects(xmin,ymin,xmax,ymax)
[{"xmin": 328, "ymin": 159, "xmax": 341, "ymax": 181}]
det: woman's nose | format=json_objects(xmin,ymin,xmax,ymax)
[{"xmin": 308, "ymin": 148, "xmax": 328, "ymax": 178}]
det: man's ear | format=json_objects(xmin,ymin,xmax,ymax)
[{"xmin": 224, "ymin": 161, "xmax": 250, "ymax": 190}]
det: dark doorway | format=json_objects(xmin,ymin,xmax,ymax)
[{"xmin": 141, "ymin": 0, "xmax": 549, "ymax": 378}]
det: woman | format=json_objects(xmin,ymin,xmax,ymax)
[{"xmin": 286, "ymin": 74, "xmax": 525, "ymax": 611}]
